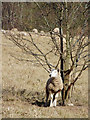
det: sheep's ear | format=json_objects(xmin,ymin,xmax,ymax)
[{"xmin": 57, "ymin": 69, "xmax": 59, "ymax": 72}]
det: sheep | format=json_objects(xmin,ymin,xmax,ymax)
[
  {"xmin": 45, "ymin": 69, "xmax": 63, "ymax": 107},
  {"xmin": 11, "ymin": 28, "xmax": 18, "ymax": 32},
  {"xmin": 10, "ymin": 28, "xmax": 18, "ymax": 35},
  {"xmin": 53, "ymin": 28, "xmax": 59, "ymax": 34},
  {"xmin": 1, "ymin": 29, "xmax": 6, "ymax": 34},
  {"xmin": 53, "ymin": 27, "xmax": 63, "ymax": 35},
  {"xmin": 20, "ymin": 31, "xmax": 27, "ymax": 36},
  {"xmin": 32, "ymin": 28, "xmax": 38, "ymax": 34},
  {"xmin": 1, "ymin": 29, "xmax": 13, "ymax": 36},
  {"xmin": 1, "ymin": 30, "xmax": 6, "ymax": 34},
  {"xmin": 40, "ymin": 30, "xmax": 45, "ymax": 36}
]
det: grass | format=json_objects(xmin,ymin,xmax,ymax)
[{"xmin": 2, "ymin": 32, "xmax": 88, "ymax": 118}]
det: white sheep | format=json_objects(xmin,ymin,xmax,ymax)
[
  {"xmin": 40, "ymin": 30, "xmax": 45, "ymax": 36},
  {"xmin": 32, "ymin": 28, "xmax": 38, "ymax": 34},
  {"xmin": 11, "ymin": 28, "xmax": 18, "ymax": 32},
  {"xmin": 20, "ymin": 31, "xmax": 27, "ymax": 36},
  {"xmin": 10, "ymin": 28, "xmax": 18, "ymax": 35},
  {"xmin": 45, "ymin": 69, "xmax": 63, "ymax": 107},
  {"xmin": 53, "ymin": 28, "xmax": 63, "ymax": 35},
  {"xmin": 1, "ymin": 29, "xmax": 6, "ymax": 34}
]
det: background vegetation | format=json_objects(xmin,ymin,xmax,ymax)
[{"xmin": 2, "ymin": 2, "xmax": 88, "ymax": 35}]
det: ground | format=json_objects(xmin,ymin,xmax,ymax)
[{"xmin": 1, "ymin": 32, "xmax": 88, "ymax": 118}]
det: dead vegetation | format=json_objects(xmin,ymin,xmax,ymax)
[{"xmin": 2, "ymin": 33, "xmax": 88, "ymax": 118}]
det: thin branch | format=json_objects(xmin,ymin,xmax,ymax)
[
  {"xmin": 10, "ymin": 54, "xmax": 37, "ymax": 63},
  {"xmin": 55, "ymin": 57, "xmax": 61, "ymax": 69}
]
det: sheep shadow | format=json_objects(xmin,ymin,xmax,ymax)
[
  {"xmin": 32, "ymin": 100, "xmax": 45, "ymax": 107},
  {"xmin": 22, "ymin": 91, "xmax": 50, "ymax": 107},
  {"xmin": 21, "ymin": 91, "xmax": 62, "ymax": 107},
  {"xmin": 31, "ymin": 99, "xmax": 51, "ymax": 107},
  {"xmin": 31, "ymin": 99, "xmax": 62, "ymax": 107},
  {"xmin": 17, "ymin": 89, "xmax": 52, "ymax": 107},
  {"xmin": 2, "ymin": 88, "xmax": 62, "ymax": 107},
  {"xmin": 17, "ymin": 89, "xmax": 48, "ymax": 107}
]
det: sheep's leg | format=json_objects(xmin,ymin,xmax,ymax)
[
  {"xmin": 53, "ymin": 93, "xmax": 58, "ymax": 107},
  {"xmin": 50, "ymin": 93, "xmax": 53, "ymax": 107}
]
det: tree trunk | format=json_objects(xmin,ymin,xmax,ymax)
[
  {"xmin": 58, "ymin": 5, "xmax": 65, "ymax": 106},
  {"xmin": 61, "ymin": 2, "xmax": 71, "ymax": 105}
]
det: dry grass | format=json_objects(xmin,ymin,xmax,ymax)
[{"xmin": 2, "ymin": 33, "xmax": 88, "ymax": 118}]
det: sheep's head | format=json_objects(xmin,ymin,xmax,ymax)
[{"xmin": 49, "ymin": 69, "xmax": 59, "ymax": 78}]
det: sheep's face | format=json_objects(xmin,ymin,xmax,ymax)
[{"xmin": 49, "ymin": 69, "xmax": 59, "ymax": 78}]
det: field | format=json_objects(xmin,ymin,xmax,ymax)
[{"xmin": 2, "ymin": 32, "xmax": 88, "ymax": 118}]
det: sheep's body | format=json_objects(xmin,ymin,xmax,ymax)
[
  {"xmin": 45, "ymin": 69, "xmax": 63, "ymax": 107},
  {"xmin": 53, "ymin": 28, "xmax": 59, "ymax": 34},
  {"xmin": 11, "ymin": 28, "xmax": 18, "ymax": 32},
  {"xmin": 46, "ymin": 76, "xmax": 63, "ymax": 93},
  {"xmin": 32, "ymin": 28, "xmax": 38, "ymax": 34},
  {"xmin": 1, "ymin": 29, "xmax": 6, "ymax": 34},
  {"xmin": 53, "ymin": 27, "xmax": 63, "ymax": 35},
  {"xmin": 40, "ymin": 31, "xmax": 45, "ymax": 36},
  {"xmin": 20, "ymin": 31, "xmax": 27, "ymax": 36}
]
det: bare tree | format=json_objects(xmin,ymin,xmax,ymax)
[{"xmin": 4, "ymin": 2, "xmax": 89, "ymax": 105}]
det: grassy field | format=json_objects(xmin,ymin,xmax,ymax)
[{"xmin": 2, "ymin": 32, "xmax": 88, "ymax": 118}]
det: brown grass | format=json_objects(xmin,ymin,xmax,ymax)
[{"xmin": 2, "ymin": 33, "xmax": 88, "ymax": 118}]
